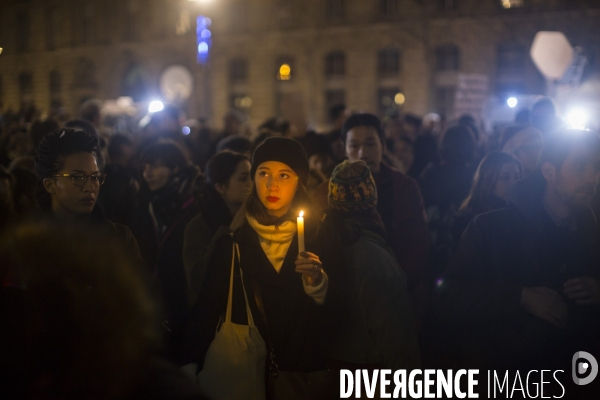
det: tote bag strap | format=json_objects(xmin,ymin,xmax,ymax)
[
  {"xmin": 235, "ymin": 243, "xmax": 257, "ymax": 328},
  {"xmin": 224, "ymin": 241, "xmax": 236, "ymax": 323}
]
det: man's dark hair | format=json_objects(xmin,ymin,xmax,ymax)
[
  {"xmin": 329, "ymin": 104, "xmax": 347, "ymax": 122},
  {"xmin": 540, "ymin": 128, "xmax": 600, "ymax": 170},
  {"xmin": 107, "ymin": 134, "xmax": 133, "ymax": 161},
  {"xmin": 205, "ymin": 150, "xmax": 249, "ymax": 186},
  {"xmin": 140, "ymin": 141, "xmax": 188, "ymax": 172},
  {"xmin": 341, "ymin": 113, "xmax": 385, "ymax": 147},
  {"xmin": 34, "ymin": 129, "xmax": 99, "ymax": 210}
]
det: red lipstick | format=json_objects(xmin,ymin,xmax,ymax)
[{"xmin": 266, "ymin": 196, "xmax": 280, "ymax": 203}]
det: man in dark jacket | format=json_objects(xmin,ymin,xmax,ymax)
[
  {"xmin": 314, "ymin": 113, "xmax": 431, "ymax": 325},
  {"xmin": 434, "ymin": 129, "xmax": 600, "ymax": 382}
]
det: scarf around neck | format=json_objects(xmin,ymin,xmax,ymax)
[{"xmin": 246, "ymin": 214, "xmax": 297, "ymax": 273}]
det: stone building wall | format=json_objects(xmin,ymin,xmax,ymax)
[{"xmin": 0, "ymin": 0, "xmax": 599, "ymax": 131}]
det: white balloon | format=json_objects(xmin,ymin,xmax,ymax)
[{"xmin": 160, "ymin": 65, "xmax": 194, "ymax": 101}]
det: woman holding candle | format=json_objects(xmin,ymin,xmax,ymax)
[{"xmin": 181, "ymin": 137, "xmax": 332, "ymax": 399}]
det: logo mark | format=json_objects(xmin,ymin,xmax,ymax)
[{"xmin": 572, "ymin": 351, "xmax": 598, "ymax": 386}]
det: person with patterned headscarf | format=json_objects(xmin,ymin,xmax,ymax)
[{"xmin": 321, "ymin": 160, "xmax": 421, "ymax": 373}]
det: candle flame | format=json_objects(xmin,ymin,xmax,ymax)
[{"xmin": 299, "ymin": 211, "xmax": 304, "ymax": 218}]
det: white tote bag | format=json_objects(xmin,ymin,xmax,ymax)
[{"xmin": 198, "ymin": 242, "xmax": 267, "ymax": 400}]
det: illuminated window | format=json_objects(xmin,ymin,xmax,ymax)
[
  {"xmin": 378, "ymin": 48, "xmax": 401, "ymax": 77},
  {"xmin": 435, "ymin": 44, "xmax": 460, "ymax": 71},
  {"xmin": 229, "ymin": 58, "xmax": 248, "ymax": 84},
  {"xmin": 230, "ymin": 93, "xmax": 252, "ymax": 111},
  {"xmin": 378, "ymin": 87, "xmax": 403, "ymax": 115},
  {"xmin": 276, "ymin": 56, "xmax": 294, "ymax": 81},
  {"xmin": 176, "ymin": 11, "xmax": 191, "ymax": 36},
  {"xmin": 501, "ymin": 0, "xmax": 524, "ymax": 9},
  {"xmin": 325, "ymin": 51, "xmax": 346, "ymax": 78}
]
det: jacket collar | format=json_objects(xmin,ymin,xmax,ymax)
[{"xmin": 234, "ymin": 221, "xmax": 300, "ymax": 287}]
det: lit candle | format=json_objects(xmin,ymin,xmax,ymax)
[{"xmin": 297, "ymin": 211, "xmax": 305, "ymax": 254}]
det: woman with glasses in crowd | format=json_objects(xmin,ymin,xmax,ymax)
[{"xmin": 34, "ymin": 128, "xmax": 141, "ymax": 256}]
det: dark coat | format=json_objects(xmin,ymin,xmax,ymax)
[
  {"xmin": 432, "ymin": 172, "xmax": 600, "ymax": 371},
  {"xmin": 314, "ymin": 163, "xmax": 431, "ymax": 325},
  {"xmin": 129, "ymin": 169, "xmax": 201, "ymax": 353},
  {"xmin": 180, "ymin": 220, "xmax": 327, "ymax": 373},
  {"xmin": 321, "ymin": 220, "xmax": 421, "ymax": 370}
]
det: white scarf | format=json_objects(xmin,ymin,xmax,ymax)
[{"xmin": 246, "ymin": 214, "xmax": 296, "ymax": 273}]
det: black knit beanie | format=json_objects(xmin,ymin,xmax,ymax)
[{"xmin": 251, "ymin": 137, "xmax": 309, "ymax": 186}]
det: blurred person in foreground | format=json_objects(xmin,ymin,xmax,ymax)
[
  {"xmin": 0, "ymin": 222, "xmax": 205, "ymax": 399},
  {"xmin": 433, "ymin": 129, "xmax": 600, "ymax": 395}
]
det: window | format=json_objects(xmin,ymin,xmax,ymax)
[
  {"xmin": 325, "ymin": 90, "xmax": 346, "ymax": 116},
  {"xmin": 124, "ymin": 0, "xmax": 140, "ymax": 41},
  {"xmin": 230, "ymin": 1, "xmax": 248, "ymax": 32},
  {"xmin": 49, "ymin": 71, "xmax": 62, "ymax": 94},
  {"xmin": 83, "ymin": 2, "xmax": 95, "ymax": 45},
  {"xmin": 18, "ymin": 72, "xmax": 34, "ymax": 103},
  {"xmin": 378, "ymin": 48, "xmax": 401, "ymax": 77},
  {"xmin": 16, "ymin": 11, "xmax": 30, "ymax": 52},
  {"xmin": 326, "ymin": 0, "xmax": 344, "ymax": 19},
  {"xmin": 121, "ymin": 64, "xmax": 147, "ymax": 101},
  {"xmin": 229, "ymin": 58, "xmax": 248, "ymax": 84},
  {"xmin": 380, "ymin": 0, "xmax": 398, "ymax": 15},
  {"xmin": 74, "ymin": 58, "xmax": 97, "ymax": 89},
  {"xmin": 276, "ymin": 56, "xmax": 294, "ymax": 81},
  {"xmin": 435, "ymin": 45, "xmax": 460, "ymax": 71},
  {"xmin": 501, "ymin": 0, "xmax": 524, "ymax": 9},
  {"xmin": 325, "ymin": 51, "xmax": 346, "ymax": 78},
  {"xmin": 434, "ymin": 87, "xmax": 455, "ymax": 117},
  {"xmin": 46, "ymin": 8, "xmax": 60, "ymax": 50},
  {"xmin": 497, "ymin": 44, "xmax": 526, "ymax": 73}
]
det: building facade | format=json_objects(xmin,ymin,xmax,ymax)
[{"xmin": 0, "ymin": 0, "xmax": 599, "ymax": 130}]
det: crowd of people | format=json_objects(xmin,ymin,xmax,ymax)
[{"xmin": 0, "ymin": 96, "xmax": 599, "ymax": 399}]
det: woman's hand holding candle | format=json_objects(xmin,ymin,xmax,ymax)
[{"xmin": 295, "ymin": 251, "xmax": 323, "ymax": 287}]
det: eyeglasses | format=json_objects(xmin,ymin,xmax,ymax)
[{"xmin": 50, "ymin": 173, "xmax": 106, "ymax": 187}]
